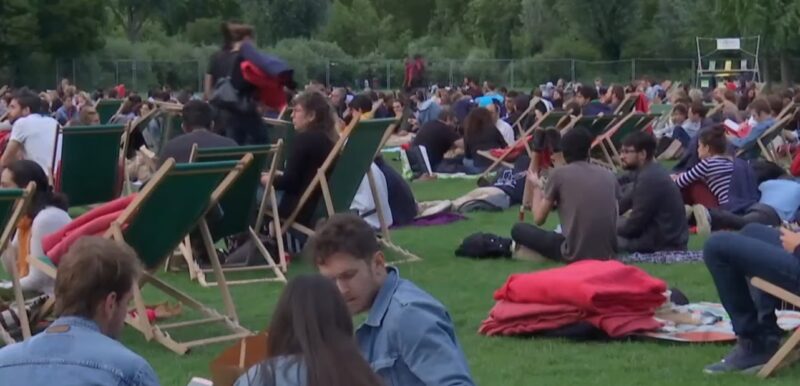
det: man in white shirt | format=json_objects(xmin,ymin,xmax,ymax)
[
  {"xmin": 486, "ymin": 101, "xmax": 514, "ymax": 146},
  {"xmin": 1, "ymin": 89, "xmax": 58, "ymax": 177}
]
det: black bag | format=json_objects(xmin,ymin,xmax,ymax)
[
  {"xmin": 455, "ymin": 232, "xmax": 512, "ymax": 259},
  {"xmin": 211, "ymin": 77, "xmax": 256, "ymax": 113}
]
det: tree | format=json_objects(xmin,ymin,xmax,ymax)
[
  {"xmin": 107, "ymin": 0, "xmax": 161, "ymax": 42},
  {"xmin": 37, "ymin": 0, "xmax": 107, "ymax": 58},
  {"xmin": 243, "ymin": 0, "xmax": 329, "ymax": 44},
  {"xmin": 516, "ymin": 0, "xmax": 561, "ymax": 56},
  {"xmin": 466, "ymin": 0, "xmax": 521, "ymax": 58},
  {"xmin": 555, "ymin": 0, "xmax": 641, "ymax": 60},
  {"xmin": 322, "ymin": 0, "xmax": 381, "ymax": 56},
  {"xmin": 0, "ymin": 0, "xmax": 40, "ymax": 63},
  {"xmin": 160, "ymin": 0, "xmax": 241, "ymax": 35}
]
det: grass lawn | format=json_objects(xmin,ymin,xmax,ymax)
[{"xmin": 10, "ymin": 158, "xmax": 800, "ymax": 385}]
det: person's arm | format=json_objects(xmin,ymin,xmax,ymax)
[
  {"xmin": 618, "ymin": 174, "xmax": 659, "ymax": 238},
  {"xmin": 203, "ymin": 74, "xmax": 214, "ymax": 101},
  {"xmin": 532, "ymin": 171, "xmax": 555, "ymax": 226},
  {"xmin": 131, "ymin": 361, "xmax": 160, "ymax": 386},
  {"xmin": 453, "ymin": 138, "xmax": 465, "ymax": 150},
  {"xmin": 0, "ymin": 140, "xmax": 22, "ymax": 168},
  {"xmin": 272, "ymin": 133, "xmax": 323, "ymax": 194},
  {"xmin": 395, "ymin": 304, "xmax": 476, "ymax": 386},
  {"xmin": 674, "ymin": 159, "xmax": 709, "ymax": 188}
]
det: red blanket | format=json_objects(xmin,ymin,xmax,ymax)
[
  {"xmin": 482, "ymin": 260, "xmax": 666, "ymax": 338},
  {"xmin": 42, "ymin": 195, "xmax": 135, "ymax": 265}
]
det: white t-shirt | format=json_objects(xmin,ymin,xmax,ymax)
[
  {"xmin": 10, "ymin": 206, "xmax": 72, "ymax": 294},
  {"xmin": 350, "ymin": 163, "xmax": 393, "ymax": 229},
  {"xmin": 10, "ymin": 114, "xmax": 59, "ymax": 177},
  {"xmin": 496, "ymin": 119, "xmax": 515, "ymax": 146}
]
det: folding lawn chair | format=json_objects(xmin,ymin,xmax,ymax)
[
  {"xmin": 735, "ymin": 115, "xmax": 793, "ymax": 163},
  {"xmin": 263, "ymin": 118, "xmax": 295, "ymax": 166},
  {"xmin": 30, "ymin": 158, "xmax": 254, "ymax": 354},
  {"xmin": 154, "ymin": 102, "xmax": 185, "ymax": 146},
  {"xmin": 634, "ymin": 113, "xmax": 660, "ymax": 131},
  {"xmin": 179, "ymin": 142, "xmax": 288, "ymax": 287},
  {"xmin": 0, "ymin": 183, "xmax": 34, "ymax": 345},
  {"xmin": 750, "ymin": 277, "xmax": 800, "ymax": 378},
  {"xmin": 278, "ymin": 118, "xmax": 422, "ymax": 263},
  {"xmin": 95, "ymin": 99, "xmax": 124, "ymax": 124},
  {"xmin": 51, "ymin": 124, "xmax": 126, "ymax": 207},
  {"xmin": 590, "ymin": 112, "xmax": 639, "ymax": 171},
  {"xmin": 614, "ymin": 93, "xmax": 638, "ymax": 115}
]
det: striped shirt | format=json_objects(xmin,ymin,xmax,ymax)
[{"xmin": 675, "ymin": 156, "xmax": 734, "ymax": 204}]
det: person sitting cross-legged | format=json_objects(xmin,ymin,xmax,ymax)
[
  {"xmin": 617, "ymin": 131, "xmax": 688, "ymax": 253},
  {"xmin": 672, "ymin": 126, "xmax": 734, "ymax": 209},
  {"xmin": 313, "ymin": 214, "xmax": 476, "ymax": 386},
  {"xmin": 702, "ymin": 224, "xmax": 800, "ymax": 374},
  {"xmin": 0, "ymin": 236, "xmax": 160, "ymax": 385},
  {"xmin": 511, "ymin": 126, "xmax": 620, "ymax": 262}
]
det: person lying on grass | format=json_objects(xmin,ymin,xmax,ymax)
[
  {"xmin": 235, "ymin": 274, "xmax": 383, "ymax": 386},
  {"xmin": 0, "ymin": 237, "xmax": 160, "ymax": 385},
  {"xmin": 313, "ymin": 214, "xmax": 475, "ymax": 386}
]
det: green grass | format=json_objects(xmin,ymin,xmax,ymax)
[{"xmin": 13, "ymin": 158, "xmax": 800, "ymax": 385}]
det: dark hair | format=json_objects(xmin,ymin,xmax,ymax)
[
  {"xmin": 610, "ymin": 85, "xmax": 625, "ymax": 103},
  {"xmin": 182, "ymin": 100, "xmax": 213, "ymax": 131},
  {"xmin": 294, "ymin": 91, "xmax": 337, "ymax": 141},
  {"xmin": 672, "ymin": 103, "xmax": 688, "ymax": 117},
  {"xmin": 349, "ymin": 94, "xmax": 373, "ymax": 114},
  {"xmin": 564, "ymin": 101, "xmax": 581, "ymax": 116},
  {"xmin": 698, "ymin": 125, "xmax": 728, "ymax": 155},
  {"xmin": 54, "ymin": 237, "xmax": 141, "ymax": 318},
  {"xmin": 689, "ymin": 100, "xmax": 707, "ymax": 117},
  {"xmin": 258, "ymin": 274, "xmax": 383, "ymax": 386},
  {"xmin": 577, "ymin": 86, "xmax": 598, "ymax": 101},
  {"xmin": 750, "ymin": 98, "xmax": 773, "ymax": 116},
  {"xmin": 12, "ymin": 89, "xmax": 42, "ymax": 115},
  {"xmin": 621, "ymin": 131, "xmax": 657, "ymax": 160},
  {"xmin": 464, "ymin": 107, "xmax": 495, "ymax": 139},
  {"xmin": 561, "ymin": 126, "xmax": 593, "ymax": 163},
  {"xmin": 312, "ymin": 214, "xmax": 380, "ymax": 265},
  {"xmin": 764, "ymin": 95, "xmax": 782, "ymax": 116},
  {"xmin": 7, "ymin": 160, "xmax": 68, "ymax": 218},
  {"xmin": 723, "ymin": 89, "xmax": 737, "ymax": 104}
]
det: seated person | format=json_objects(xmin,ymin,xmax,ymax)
[
  {"xmin": 671, "ymin": 102, "xmax": 719, "ymax": 172},
  {"xmin": 731, "ymin": 98, "xmax": 775, "ymax": 159},
  {"xmin": 713, "ymin": 87, "xmax": 742, "ymax": 123},
  {"xmin": 348, "ymin": 94, "xmax": 374, "ymax": 123},
  {"xmin": 617, "ymin": 132, "xmax": 688, "ymax": 253},
  {"xmin": 314, "ymin": 214, "xmax": 475, "ymax": 386},
  {"xmin": 693, "ymin": 161, "xmax": 800, "ymax": 233},
  {"xmin": 158, "ymin": 100, "xmax": 237, "ymax": 165},
  {"xmin": 410, "ymin": 107, "xmax": 463, "ymax": 173},
  {"xmin": 1, "ymin": 89, "xmax": 59, "ymax": 178},
  {"xmin": 673, "ymin": 127, "xmax": 734, "ymax": 208},
  {"xmin": 54, "ymin": 91, "xmax": 78, "ymax": 126},
  {"xmin": 462, "ymin": 107, "xmax": 507, "ymax": 174},
  {"xmin": 265, "ymin": 91, "xmax": 337, "ymax": 228},
  {"xmin": 350, "ymin": 162, "xmax": 393, "ymax": 229},
  {"xmin": 511, "ymin": 127, "xmax": 619, "ymax": 262},
  {"xmin": 235, "ymin": 275, "xmax": 382, "ymax": 386},
  {"xmin": 575, "ymin": 86, "xmax": 612, "ymax": 117},
  {"xmin": 0, "ymin": 160, "xmax": 71, "ymax": 294},
  {"xmin": 486, "ymin": 99, "xmax": 514, "ymax": 146},
  {"xmin": 604, "ymin": 85, "xmax": 626, "ymax": 112},
  {"xmin": 655, "ymin": 103, "xmax": 689, "ymax": 160},
  {"xmin": 702, "ymin": 224, "xmax": 800, "ymax": 374},
  {"xmin": 0, "ymin": 237, "xmax": 159, "ymax": 385}
]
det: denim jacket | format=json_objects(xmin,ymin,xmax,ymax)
[
  {"xmin": 356, "ymin": 267, "xmax": 475, "ymax": 386},
  {"xmin": 0, "ymin": 316, "xmax": 159, "ymax": 386}
]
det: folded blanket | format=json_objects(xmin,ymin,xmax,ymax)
[
  {"xmin": 42, "ymin": 195, "xmax": 136, "ymax": 265},
  {"xmin": 494, "ymin": 260, "xmax": 666, "ymax": 314}
]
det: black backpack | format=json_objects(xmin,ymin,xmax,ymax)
[{"xmin": 455, "ymin": 233, "xmax": 512, "ymax": 259}]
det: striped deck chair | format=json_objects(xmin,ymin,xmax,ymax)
[
  {"xmin": 30, "ymin": 158, "xmax": 254, "ymax": 354},
  {"xmin": 278, "ymin": 118, "xmax": 421, "ymax": 263},
  {"xmin": 181, "ymin": 143, "xmax": 288, "ymax": 287},
  {"xmin": 52, "ymin": 124, "xmax": 126, "ymax": 207},
  {"xmin": 749, "ymin": 278, "xmax": 800, "ymax": 378},
  {"xmin": 0, "ymin": 184, "xmax": 34, "ymax": 345}
]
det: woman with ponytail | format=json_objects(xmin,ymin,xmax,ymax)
[
  {"xmin": 673, "ymin": 125, "xmax": 734, "ymax": 208},
  {"xmin": 1, "ymin": 160, "xmax": 70, "ymax": 294}
]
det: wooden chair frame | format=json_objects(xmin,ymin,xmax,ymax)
[
  {"xmin": 735, "ymin": 115, "xmax": 793, "ymax": 162},
  {"xmin": 750, "ymin": 277, "xmax": 800, "ymax": 378},
  {"xmin": 0, "ymin": 183, "xmax": 35, "ymax": 345},
  {"xmin": 30, "ymin": 159, "xmax": 254, "ymax": 355}
]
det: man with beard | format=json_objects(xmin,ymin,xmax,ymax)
[{"xmin": 618, "ymin": 131, "xmax": 689, "ymax": 253}]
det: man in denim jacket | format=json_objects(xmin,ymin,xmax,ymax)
[
  {"xmin": 314, "ymin": 214, "xmax": 475, "ymax": 386},
  {"xmin": 0, "ymin": 237, "xmax": 159, "ymax": 386}
]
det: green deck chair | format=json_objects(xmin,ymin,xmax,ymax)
[
  {"xmin": 263, "ymin": 118, "xmax": 295, "ymax": 166},
  {"xmin": 590, "ymin": 112, "xmax": 639, "ymax": 171},
  {"xmin": 31, "ymin": 157, "xmax": 254, "ymax": 355},
  {"xmin": 649, "ymin": 104, "xmax": 673, "ymax": 115},
  {"xmin": 181, "ymin": 143, "xmax": 287, "ymax": 287},
  {"xmin": 53, "ymin": 124, "xmax": 125, "ymax": 207},
  {"xmin": 280, "ymin": 118, "xmax": 421, "ymax": 263},
  {"xmin": 0, "ymin": 184, "xmax": 34, "ymax": 345},
  {"xmin": 96, "ymin": 99, "xmax": 123, "ymax": 124}
]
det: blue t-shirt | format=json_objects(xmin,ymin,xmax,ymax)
[{"xmin": 759, "ymin": 179, "xmax": 800, "ymax": 221}]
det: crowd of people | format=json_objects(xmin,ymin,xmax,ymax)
[{"xmin": 2, "ymin": 19, "xmax": 800, "ymax": 385}]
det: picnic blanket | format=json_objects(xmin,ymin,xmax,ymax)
[
  {"xmin": 619, "ymin": 250, "xmax": 704, "ymax": 264},
  {"xmin": 642, "ymin": 302, "xmax": 800, "ymax": 343},
  {"xmin": 398, "ymin": 150, "xmax": 487, "ymax": 180}
]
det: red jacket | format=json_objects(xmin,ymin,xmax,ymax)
[
  {"xmin": 240, "ymin": 60, "xmax": 288, "ymax": 111},
  {"xmin": 792, "ymin": 150, "xmax": 800, "ymax": 177},
  {"xmin": 43, "ymin": 195, "xmax": 135, "ymax": 264}
]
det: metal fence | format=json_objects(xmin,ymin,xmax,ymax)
[{"xmin": 7, "ymin": 56, "xmax": 799, "ymax": 92}]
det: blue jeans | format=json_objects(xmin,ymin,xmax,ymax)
[{"xmin": 703, "ymin": 224, "xmax": 800, "ymax": 340}]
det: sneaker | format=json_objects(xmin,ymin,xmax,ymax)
[
  {"xmin": 704, "ymin": 338, "xmax": 780, "ymax": 374},
  {"xmin": 692, "ymin": 204, "xmax": 711, "ymax": 236}
]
